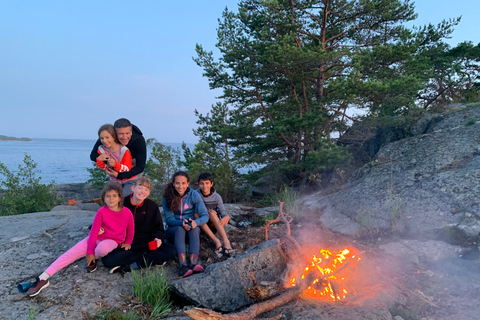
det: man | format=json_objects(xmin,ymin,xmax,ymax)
[
  {"xmin": 90, "ymin": 118, "xmax": 146, "ymax": 196},
  {"xmin": 102, "ymin": 177, "xmax": 176, "ymax": 273}
]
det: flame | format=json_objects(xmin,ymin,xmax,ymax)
[{"xmin": 289, "ymin": 247, "xmax": 361, "ymax": 302}]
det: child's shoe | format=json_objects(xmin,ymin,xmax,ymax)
[
  {"xmin": 26, "ymin": 277, "xmax": 50, "ymax": 297},
  {"xmin": 86, "ymin": 259, "xmax": 99, "ymax": 273},
  {"xmin": 179, "ymin": 264, "xmax": 193, "ymax": 278},
  {"xmin": 190, "ymin": 263, "xmax": 205, "ymax": 274}
]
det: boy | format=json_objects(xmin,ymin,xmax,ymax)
[{"xmin": 195, "ymin": 172, "xmax": 234, "ymax": 256}]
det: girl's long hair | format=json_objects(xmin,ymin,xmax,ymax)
[{"xmin": 163, "ymin": 171, "xmax": 190, "ymax": 211}]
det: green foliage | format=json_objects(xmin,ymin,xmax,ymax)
[
  {"xmin": 131, "ymin": 265, "xmax": 172, "ymax": 318},
  {"xmin": 86, "ymin": 162, "xmax": 109, "ymax": 188},
  {"xmin": 183, "ymin": 103, "xmax": 240, "ymax": 202},
  {"xmin": 259, "ymin": 185, "xmax": 302, "ymax": 221},
  {"xmin": 0, "ymin": 154, "xmax": 58, "ymax": 216},
  {"xmin": 194, "ymin": 0, "xmax": 461, "ymax": 181},
  {"xmin": 144, "ymin": 138, "xmax": 181, "ymax": 186},
  {"xmin": 28, "ymin": 306, "xmax": 38, "ymax": 320}
]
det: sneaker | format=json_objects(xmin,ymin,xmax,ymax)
[
  {"xmin": 86, "ymin": 259, "xmax": 98, "ymax": 273},
  {"xmin": 179, "ymin": 265, "xmax": 193, "ymax": 278},
  {"xmin": 190, "ymin": 264, "xmax": 204, "ymax": 274},
  {"xmin": 109, "ymin": 265, "xmax": 131, "ymax": 274},
  {"xmin": 26, "ymin": 277, "xmax": 50, "ymax": 297}
]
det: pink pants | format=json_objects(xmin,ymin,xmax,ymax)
[{"xmin": 45, "ymin": 237, "xmax": 118, "ymax": 277}]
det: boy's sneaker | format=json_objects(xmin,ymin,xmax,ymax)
[
  {"xmin": 86, "ymin": 259, "xmax": 99, "ymax": 273},
  {"xmin": 190, "ymin": 264, "xmax": 204, "ymax": 274},
  {"xmin": 179, "ymin": 265, "xmax": 193, "ymax": 278},
  {"xmin": 26, "ymin": 277, "xmax": 50, "ymax": 297}
]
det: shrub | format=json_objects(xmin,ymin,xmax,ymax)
[
  {"xmin": 258, "ymin": 185, "xmax": 302, "ymax": 221},
  {"xmin": 86, "ymin": 162, "xmax": 109, "ymax": 188},
  {"xmin": 0, "ymin": 154, "xmax": 58, "ymax": 216},
  {"xmin": 131, "ymin": 265, "xmax": 172, "ymax": 318},
  {"xmin": 144, "ymin": 138, "xmax": 181, "ymax": 186}
]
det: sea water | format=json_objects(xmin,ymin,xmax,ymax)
[{"xmin": 0, "ymin": 138, "xmax": 189, "ymax": 184}]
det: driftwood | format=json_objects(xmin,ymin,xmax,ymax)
[{"xmin": 263, "ymin": 202, "xmax": 292, "ymax": 240}]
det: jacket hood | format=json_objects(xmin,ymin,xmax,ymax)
[{"xmin": 127, "ymin": 124, "xmax": 144, "ymax": 147}]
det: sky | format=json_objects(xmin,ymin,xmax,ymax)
[{"xmin": 0, "ymin": 1, "xmax": 479, "ymax": 143}]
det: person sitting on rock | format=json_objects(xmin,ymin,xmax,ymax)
[
  {"xmin": 102, "ymin": 177, "xmax": 176, "ymax": 273},
  {"xmin": 26, "ymin": 182, "xmax": 134, "ymax": 297},
  {"xmin": 163, "ymin": 171, "xmax": 209, "ymax": 278},
  {"xmin": 194, "ymin": 172, "xmax": 234, "ymax": 257},
  {"xmin": 95, "ymin": 124, "xmax": 133, "ymax": 182}
]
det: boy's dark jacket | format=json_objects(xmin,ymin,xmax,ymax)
[
  {"xmin": 89, "ymin": 124, "xmax": 146, "ymax": 180},
  {"xmin": 124, "ymin": 195, "xmax": 165, "ymax": 252}
]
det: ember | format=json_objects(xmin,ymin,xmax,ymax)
[{"xmin": 289, "ymin": 248, "xmax": 361, "ymax": 302}]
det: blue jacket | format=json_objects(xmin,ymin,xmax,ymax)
[{"xmin": 162, "ymin": 187, "xmax": 209, "ymax": 228}]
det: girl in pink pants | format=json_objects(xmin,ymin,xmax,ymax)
[{"xmin": 26, "ymin": 182, "xmax": 134, "ymax": 297}]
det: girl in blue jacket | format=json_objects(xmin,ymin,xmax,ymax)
[{"xmin": 162, "ymin": 171, "xmax": 209, "ymax": 278}]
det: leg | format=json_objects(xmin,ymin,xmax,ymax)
[
  {"xmin": 94, "ymin": 239, "xmax": 119, "ymax": 258},
  {"xmin": 102, "ymin": 247, "xmax": 143, "ymax": 268},
  {"xmin": 138, "ymin": 241, "xmax": 176, "ymax": 268},
  {"xmin": 210, "ymin": 215, "xmax": 232, "ymax": 251},
  {"xmin": 45, "ymin": 237, "xmax": 89, "ymax": 277},
  {"xmin": 195, "ymin": 212, "xmax": 222, "ymax": 250},
  {"xmin": 168, "ymin": 226, "xmax": 193, "ymax": 277}
]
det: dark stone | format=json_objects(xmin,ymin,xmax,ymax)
[{"xmin": 169, "ymin": 239, "xmax": 287, "ymax": 312}]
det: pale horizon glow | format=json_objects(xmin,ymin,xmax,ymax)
[{"xmin": 0, "ymin": 0, "xmax": 479, "ymax": 143}]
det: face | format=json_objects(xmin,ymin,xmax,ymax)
[
  {"xmin": 132, "ymin": 184, "xmax": 151, "ymax": 202},
  {"xmin": 174, "ymin": 175, "xmax": 189, "ymax": 196},
  {"xmin": 104, "ymin": 190, "xmax": 121, "ymax": 210},
  {"xmin": 199, "ymin": 179, "xmax": 213, "ymax": 195},
  {"xmin": 99, "ymin": 130, "xmax": 116, "ymax": 148},
  {"xmin": 116, "ymin": 126, "xmax": 132, "ymax": 146}
]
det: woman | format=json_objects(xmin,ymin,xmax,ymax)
[{"xmin": 162, "ymin": 171, "xmax": 209, "ymax": 278}]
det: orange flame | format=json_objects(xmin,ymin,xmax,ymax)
[{"xmin": 289, "ymin": 248, "xmax": 360, "ymax": 302}]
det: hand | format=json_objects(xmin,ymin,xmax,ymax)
[
  {"xmin": 219, "ymin": 216, "xmax": 230, "ymax": 227},
  {"xmin": 208, "ymin": 209, "xmax": 217, "ymax": 216},
  {"xmin": 97, "ymin": 154, "xmax": 110, "ymax": 162},
  {"xmin": 154, "ymin": 238, "xmax": 162, "ymax": 248},
  {"xmin": 86, "ymin": 254, "xmax": 96, "ymax": 266},
  {"xmin": 105, "ymin": 167, "xmax": 119, "ymax": 178},
  {"xmin": 121, "ymin": 243, "xmax": 131, "ymax": 251},
  {"xmin": 98, "ymin": 227, "xmax": 105, "ymax": 235},
  {"xmin": 107, "ymin": 158, "xmax": 116, "ymax": 167}
]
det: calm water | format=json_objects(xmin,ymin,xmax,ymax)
[{"xmin": 0, "ymin": 138, "xmax": 188, "ymax": 184}]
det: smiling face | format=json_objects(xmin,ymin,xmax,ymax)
[
  {"xmin": 116, "ymin": 126, "xmax": 133, "ymax": 146},
  {"xmin": 104, "ymin": 189, "xmax": 122, "ymax": 211},
  {"xmin": 199, "ymin": 179, "xmax": 213, "ymax": 196},
  {"xmin": 99, "ymin": 130, "xmax": 116, "ymax": 149},
  {"xmin": 132, "ymin": 185, "xmax": 150, "ymax": 203},
  {"xmin": 174, "ymin": 175, "xmax": 189, "ymax": 196}
]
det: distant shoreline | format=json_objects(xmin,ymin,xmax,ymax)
[{"xmin": 0, "ymin": 135, "xmax": 32, "ymax": 142}]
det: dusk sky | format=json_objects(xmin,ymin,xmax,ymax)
[{"xmin": 1, "ymin": 1, "xmax": 479, "ymax": 143}]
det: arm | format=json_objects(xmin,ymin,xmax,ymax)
[
  {"xmin": 87, "ymin": 208, "xmax": 104, "ymax": 254},
  {"xmin": 90, "ymin": 139, "xmax": 102, "ymax": 162},
  {"xmin": 116, "ymin": 136, "xmax": 146, "ymax": 180},
  {"xmin": 162, "ymin": 197, "xmax": 183, "ymax": 227},
  {"xmin": 113, "ymin": 148, "xmax": 133, "ymax": 173},
  {"xmin": 215, "ymin": 193, "xmax": 229, "ymax": 219},
  {"xmin": 193, "ymin": 192, "xmax": 209, "ymax": 227},
  {"xmin": 124, "ymin": 208, "xmax": 135, "ymax": 245},
  {"xmin": 95, "ymin": 148, "xmax": 107, "ymax": 169}
]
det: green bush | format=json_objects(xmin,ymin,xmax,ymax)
[
  {"xmin": 144, "ymin": 138, "xmax": 181, "ymax": 186},
  {"xmin": 131, "ymin": 265, "xmax": 172, "ymax": 318},
  {"xmin": 0, "ymin": 154, "xmax": 58, "ymax": 216},
  {"xmin": 258, "ymin": 185, "xmax": 302, "ymax": 221},
  {"xmin": 86, "ymin": 162, "xmax": 109, "ymax": 188}
]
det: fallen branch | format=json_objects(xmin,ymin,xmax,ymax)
[
  {"xmin": 263, "ymin": 202, "xmax": 292, "ymax": 240},
  {"xmin": 43, "ymin": 219, "xmax": 70, "ymax": 241}
]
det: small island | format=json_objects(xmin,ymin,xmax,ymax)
[{"xmin": 0, "ymin": 135, "xmax": 32, "ymax": 142}]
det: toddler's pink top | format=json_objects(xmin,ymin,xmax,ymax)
[{"xmin": 87, "ymin": 206, "xmax": 134, "ymax": 255}]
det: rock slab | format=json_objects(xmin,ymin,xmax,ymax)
[{"xmin": 169, "ymin": 239, "xmax": 287, "ymax": 312}]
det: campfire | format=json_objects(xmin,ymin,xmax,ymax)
[
  {"xmin": 186, "ymin": 202, "xmax": 362, "ymax": 320},
  {"xmin": 289, "ymin": 247, "xmax": 361, "ymax": 302}
]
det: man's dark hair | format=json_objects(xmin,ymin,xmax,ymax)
[
  {"xmin": 198, "ymin": 172, "xmax": 214, "ymax": 183},
  {"xmin": 114, "ymin": 118, "xmax": 132, "ymax": 129}
]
